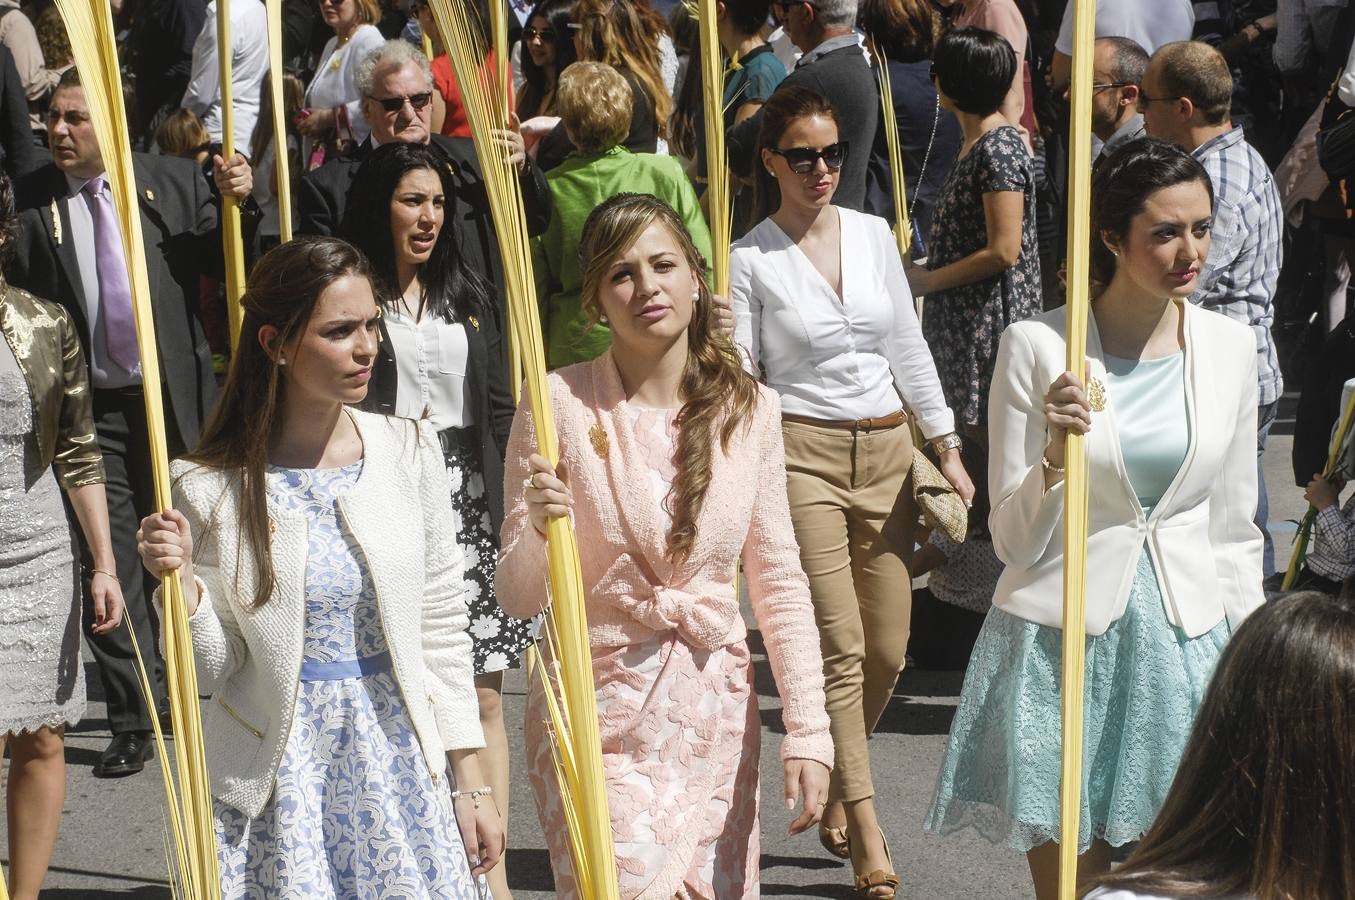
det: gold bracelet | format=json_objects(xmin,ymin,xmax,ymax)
[
  {"xmin": 451, "ymin": 786, "xmax": 494, "ymax": 809},
  {"xmin": 92, "ymin": 567, "xmax": 120, "ymax": 582}
]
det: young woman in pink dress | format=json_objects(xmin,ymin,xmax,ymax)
[{"xmin": 496, "ymin": 192, "xmax": 834, "ymax": 898}]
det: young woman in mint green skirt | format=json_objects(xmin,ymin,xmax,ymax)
[{"xmin": 924, "ymin": 139, "xmax": 1266, "ymax": 899}]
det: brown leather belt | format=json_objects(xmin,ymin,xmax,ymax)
[{"xmin": 781, "ymin": 409, "xmax": 907, "ymax": 432}]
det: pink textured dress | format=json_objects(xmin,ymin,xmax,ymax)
[{"xmin": 497, "ymin": 354, "xmax": 833, "ymax": 899}]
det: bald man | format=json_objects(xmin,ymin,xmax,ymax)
[{"xmin": 1143, "ymin": 40, "xmax": 1283, "ymax": 577}]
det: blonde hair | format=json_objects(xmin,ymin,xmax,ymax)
[
  {"xmin": 353, "ymin": 0, "xmax": 382, "ymax": 26},
  {"xmin": 556, "ymin": 62, "xmax": 633, "ymax": 154},
  {"xmin": 572, "ymin": 0, "xmax": 671, "ymax": 139},
  {"xmin": 578, "ymin": 193, "xmax": 759, "ymax": 565},
  {"xmin": 155, "ymin": 108, "xmax": 210, "ymax": 159}
]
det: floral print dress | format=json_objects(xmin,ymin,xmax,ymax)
[
  {"xmin": 923, "ymin": 125, "xmax": 1042, "ymax": 426},
  {"xmin": 215, "ymin": 462, "xmax": 483, "ymax": 899}
]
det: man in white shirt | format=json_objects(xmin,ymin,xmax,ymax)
[
  {"xmin": 181, "ymin": 0, "xmax": 269, "ymax": 152},
  {"xmin": 1048, "ymin": 0, "xmax": 1194, "ymax": 92}
]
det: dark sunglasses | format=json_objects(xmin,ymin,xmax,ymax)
[
  {"xmin": 769, "ymin": 141, "xmax": 848, "ymax": 175},
  {"xmin": 523, "ymin": 26, "xmax": 556, "ymax": 41},
  {"xmin": 368, "ymin": 91, "xmax": 434, "ymax": 113}
]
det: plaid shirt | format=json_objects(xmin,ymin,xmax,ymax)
[
  {"xmin": 1193, "ymin": 127, "xmax": 1285, "ymax": 406},
  {"xmin": 1309, "ymin": 494, "xmax": 1355, "ymax": 582}
]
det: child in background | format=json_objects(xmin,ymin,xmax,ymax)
[
  {"xmin": 154, "ymin": 108, "xmax": 212, "ymax": 166},
  {"xmin": 1297, "ymin": 472, "xmax": 1355, "ymax": 595},
  {"xmin": 907, "ymin": 531, "xmax": 1003, "ymax": 671},
  {"xmin": 155, "ymin": 109, "xmax": 226, "ymax": 367},
  {"xmin": 249, "ymin": 70, "xmax": 305, "ymax": 259}
]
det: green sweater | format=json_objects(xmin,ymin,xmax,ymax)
[{"xmin": 534, "ymin": 146, "xmax": 713, "ymax": 369}]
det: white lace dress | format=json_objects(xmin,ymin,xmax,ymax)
[{"xmin": 0, "ymin": 346, "xmax": 84, "ymax": 735}]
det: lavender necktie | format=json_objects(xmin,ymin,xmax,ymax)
[{"xmin": 83, "ymin": 176, "xmax": 140, "ymax": 373}]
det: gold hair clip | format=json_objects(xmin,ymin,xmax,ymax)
[
  {"xmin": 588, "ymin": 423, "xmax": 609, "ymax": 459},
  {"xmin": 49, "ymin": 199, "xmax": 61, "ymax": 245}
]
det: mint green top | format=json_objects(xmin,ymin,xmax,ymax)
[
  {"xmin": 1104, "ymin": 350, "xmax": 1189, "ymax": 511},
  {"xmin": 533, "ymin": 146, "xmax": 713, "ymax": 369}
]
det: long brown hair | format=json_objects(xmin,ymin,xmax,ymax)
[
  {"xmin": 751, "ymin": 86, "xmax": 842, "ymax": 224},
  {"xmin": 577, "ymin": 193, "xmax": 758, "ymax": 565},
  {"xmin": 184, "ymin": 237, "xmax": 377, "ymax": 608},
  {"xmin": 1092, "ymin": 591, "xmax": 1355, "ymax": 899},
  {"xmin": 572, "ymin": 0, "xmax": 672, "ymax": 139}
]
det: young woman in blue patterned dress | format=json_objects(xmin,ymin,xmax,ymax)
[{"xmin": 137, "ymin": 237, "xmax": 502, "ymax": 898}]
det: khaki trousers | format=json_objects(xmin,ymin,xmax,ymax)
[{"xmin": 782, "ymin": 419, "xmax": 916, "ymax": 802}]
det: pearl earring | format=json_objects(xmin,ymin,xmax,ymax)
[
  {"xmin": 692, "ymin": 289, "xmax": 700, "ymax": 303},
  {"xmin": 278, "ymin": 356, "xmax": 287, "ymax": 366}
]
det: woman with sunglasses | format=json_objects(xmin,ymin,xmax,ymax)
[
  {"xmin": 905, "ymin": 27, "xmax": 1041, "ymax": 498},
  {"xmin": 730, "ymin": 85, "xmax": 974, "ymax": 899},
  {"xmin": 300, "ymin": 0, "xmax": 385, "ymax": 166},
  {"xmin": 516, "ymin": 0, "xmax": 577, "ymax": 120},
  {"xmin": 343, "ymin": 141, "xmax": 532, "ymax": 900}
]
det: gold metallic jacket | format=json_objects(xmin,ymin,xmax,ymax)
[{"xmin": 0, "ymin": 282, "xmax": 104, "ymax": 488}]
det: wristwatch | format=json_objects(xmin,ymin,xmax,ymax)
[{"xmin": 929, "ymin": 432, "xmax": 963, "ymax": 454}]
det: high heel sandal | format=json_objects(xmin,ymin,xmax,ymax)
[
  {"xmin": 851, "ymin": 827, "xmax": 899, "ymax": 899},
  {"xmin": 817, "ymin": 823, "xmax": 851, "ymax": 860}
]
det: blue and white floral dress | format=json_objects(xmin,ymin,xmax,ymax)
[{"xmin": 215, "ymin": 462, "xmax": 481, "ymax": 899}]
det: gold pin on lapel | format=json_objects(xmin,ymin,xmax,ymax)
[
  {"xmin": 588, "ymin": 423, "xmax": 609, "ymax": 459},
  {"xmin": 1088, "ymin": 376, "xmax": 1107, "ymax": 412},
  {"xmin": 144, "ymin": 188, "xmax": 155, "ymax": 201},
  {"xmin": 468, "ymin": 314, "xmax": 480, "ymax": 331}
]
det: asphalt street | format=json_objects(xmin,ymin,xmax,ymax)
[{"xmin": 4, "ymin": 402, "xmax": 1312, "ymax": 899}]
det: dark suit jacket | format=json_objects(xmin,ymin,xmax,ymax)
[
  {"xmin": 361, "ymin": 301, "xmax": 516, "ymax": 535},
  {"xmin": 8, "ymin": 155, "xmax": 221, "ymax": 447},
  {"xmin": 728, "ymin": 44, "xmax": 880, "ymax": 212},
  {"xmin": 296, "ymin": 135, "xmax": 553, "ymax": 295},
  {"xmin": 0, "ymin": 44, "xmax": 39, "ymax": 178}
]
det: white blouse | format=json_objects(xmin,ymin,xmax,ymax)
[
  {"xmin": 729, "ymin": 206, "xmax": 956, "ymax": 439},
  {"xmin": 384, "ymin": 307, "xmax": 469, "ymax": 431},
  {"xmin": 304, "ymin": 24, "xmax": 385, "ymax": 153}
]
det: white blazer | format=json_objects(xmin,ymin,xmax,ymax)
[
  {"xmin": 988, "ymin": 301, "xmax": 1264, "ymax": 637},
  {"xmin": 164, "ymin": 410, "xmax": 484, "ymax": 818}
]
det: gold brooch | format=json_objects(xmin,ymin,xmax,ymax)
[
  {"xmin": 144, "ymin": 188, "xmax": 155, "ymax": 201},
  {"xmin": 468, "ymin": 315, "xmax": 480, "ymax": 331},
  {"xmin": 1088, "ymin": 377, "xmax": 1107, "ymax": 412},
  {"xmin": 588, "ymin": 423, "xmax": 609, "ymax": 459}
]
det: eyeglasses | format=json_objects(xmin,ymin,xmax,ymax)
[
  {"xmin": 769, "ymin": 141, "xmax": 848, "ymax": 174},
  {"xmin": 523, "ymin": 26, "xmax": 556, "ymax": 41},
  {"xmin": 367, "ymin": 91, "xmax": 434, "ymax": 113},
  {"xmin": 1092, "ymin": 81, "xmax": 1132, "ymax": 91}
]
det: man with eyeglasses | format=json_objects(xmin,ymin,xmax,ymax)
[
  {"xmin": 1081, "ymin": 36, "xmax": 1147, "ymax": 170},
  {"xmin": 8, "ymin": 66, "xmax": 255, "ymax": 779},
  {"xmin": 1142, "ymin": 40, "xmax": 1284, "ymax": 581},
  {"xmin": 726, "ymin": 0, "xmax": 877, "ymax": 211},
  {"xmin": 297, "ymin": 38, "xmax": 551, "ymax": 294}
]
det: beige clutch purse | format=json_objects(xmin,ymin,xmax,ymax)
[{"xmin": 911, "ymin": 447, "xmax": 968, "ymax": 544}]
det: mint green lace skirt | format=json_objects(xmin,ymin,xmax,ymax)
[{"xmin": 924, "ymin": 549, "xmax": 1230, "ymax": 853}]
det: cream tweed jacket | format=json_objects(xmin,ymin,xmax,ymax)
[{"xmin": 165, "ymin": 410, "xmax": 484, "ymax": 818}]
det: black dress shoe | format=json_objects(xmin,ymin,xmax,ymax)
[{"xmin": 93, "ymin": 731, "xmax": 154, "ymax": 778}]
